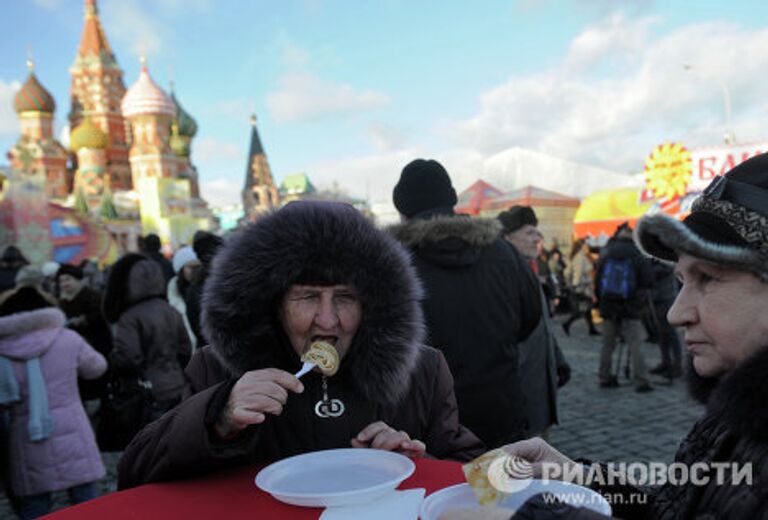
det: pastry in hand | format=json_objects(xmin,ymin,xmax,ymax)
[{"xmin": 301, "ymin": 341, "xmax": 340, "ymax": 376}]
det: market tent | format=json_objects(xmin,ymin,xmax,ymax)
[
  {"xmin": 479, "ymin": 185, "xmax": 580, "ymax": 249},
  {"xmin": 455, "ymin": 179, "xmax": 504, "ymax": 215},
  {"xmin": 572, "ymin": 187, "xmax": 655, "ymax": 242}
]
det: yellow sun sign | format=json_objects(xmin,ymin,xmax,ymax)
[{"xmin": 644, "ymin": 142, "xmax": 692, "ymax": 201}]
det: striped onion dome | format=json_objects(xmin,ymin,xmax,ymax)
[
  {"xmin": 70, "ymin": 117, "xmax": 108, "ymax": 151},
  {"xmin": 14, "ymin": 64, "xmax": 55, "ymax": 114},
  {"xmin": 121, "ymin": 60, "xmax": 175, "ymax": 118}
]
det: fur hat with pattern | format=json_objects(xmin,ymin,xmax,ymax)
[{"xmin": 636, "ymin": 152, "xmax": 768, "ymax": 281}]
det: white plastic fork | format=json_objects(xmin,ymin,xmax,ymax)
[{"xmin": 294, "ymin": 361, "xmax": 316, "ymax": 379}]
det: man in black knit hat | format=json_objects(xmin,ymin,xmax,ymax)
[{"xmin": 389, "ymin": 159, "xmax": 542, "ymax": 448}]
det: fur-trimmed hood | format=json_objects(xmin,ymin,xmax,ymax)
[
  {"xmin": 202, "ymin": 201, "xmax": 425, "ymax": 407},
  {"xmin": 388, "ymin": 215, "xmax": 502, "ymax": 268},
  {"xmin": 103, "ymin": 254, "xmax": 166, "ymax": 323},
  {"xmin": 688, "ymin": 344, "xmax": 768, "ymax": 443},
  {"xmin": 0, "ymin": 307, "xmax": 65, "ymax": 360}
]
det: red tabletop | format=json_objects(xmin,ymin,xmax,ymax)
[{"xmin": 43, "ymin": 457, "xmax": 465, "ymax": 519}]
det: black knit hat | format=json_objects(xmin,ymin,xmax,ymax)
[
  {"xmin": 392, "ymin": 159, "xmax": 457, "ymax": 218},
  {"xmin": 497, "ymin": 205, "xmax": 538, "ymax": 234},
  {"xmin": 56, "ymin": 264, "xmax": 84, "ymax": 281},
  {"xmin": 636, "ymin": 152, "xmax": 768, "ymax": 281},
  {"xmin": 193, "ymin": 230, "xmax": 224, "ymax": 268}
]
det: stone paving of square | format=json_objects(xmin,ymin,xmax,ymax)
[
  {"xmin": 1, "ymin": 315, "xmax": 704, "ymax": 516},
  {"xmin": 547, "ymin": 316, "xmax": 703, "ymax": 464}
]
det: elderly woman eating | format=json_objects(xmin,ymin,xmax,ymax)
[{"xmin": 117, "ymin": 201, "xmax": 484, "ymax": 489}]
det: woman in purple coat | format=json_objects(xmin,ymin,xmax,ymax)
[{"xmin": 0, "ymin": 285, "xmax": 107, "ymax": 519}]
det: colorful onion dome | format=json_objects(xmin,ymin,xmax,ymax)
[
  {"xmin": 70, "ymin": 117, "xmax": 109, "ymax": 151},
  {"xmin": 14, "ymin": 61, "xmax": 56, "ymax": 114},
  {"xmin": 121, "ymin": 59, "xmax": 175, "ymax": 118},
  {"xmin": 170, "ymin": 90, "xmax": 198, "ymax": 138},
  {"xmin": 169, "ymin": 123, "xmax": 190, "ymax": 157}
]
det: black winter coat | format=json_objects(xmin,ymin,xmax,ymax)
[
  {"xmin": 390, "ymin": 215, "xmax": 542, "ymax": 448},
  {"xmin": 513, "ymin": 346, "xmax": 768, "ymax": 520},
  {"xmin": 104, "ymin": 255, "xmax": 191, "ymax": 403}
]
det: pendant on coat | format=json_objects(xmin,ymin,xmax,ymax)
[
  {"xmin": 314, "ymin": 375, "xmax": 345, "ymax": 418},
  {"xmin": 314, "ymin": 399, "xmax": 345, "ymax": 418}
]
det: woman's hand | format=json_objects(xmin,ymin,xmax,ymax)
[
  {"xmin": 351, "ymin": 421, "xmax": 426, "ymax": 457},
  {"xmin": 503, "ymin": 437, "xmax": 583, "ymax": 482},
  {"xmin": 214, "ymin": 368, "xmax": 304, "ymax": 439}
]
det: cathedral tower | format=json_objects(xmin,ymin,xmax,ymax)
[
  {"xmin": 169, "ymin": 87, "xmax": 201, "ymax": 198},
  {"xmin": 69, "ymin": 0, "xmax": 131, "ymax": 190},
  {"xmin": 10, "ymin": 61, "xmax": 68, "ymax": 199},
  {"xmin": 242, "ymin": 114, "xmax": 279, "ymax": 220}
]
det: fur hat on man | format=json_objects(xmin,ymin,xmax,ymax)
[
  {"xmin": 202, "ymin": 201, "xmax": 425, "ymax": 407},
  {"xmin": 635, "ymin": 152, "xmax": 768, "ymax": 281},
  {"xmin": 497, "ymin": 206, "xmax": 538, "ymax": 234},
  {"xmin": 392, "ymin": 159, "xmax": 457, "ymax": 218}
]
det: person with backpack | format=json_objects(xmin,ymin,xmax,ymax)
[{"xmin": 595, "ymin": 223, "xmax": 654, "ymax": 392}]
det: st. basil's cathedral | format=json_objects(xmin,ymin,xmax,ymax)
[{"xmin": 0, "ymin": 0, "xmax": 217, "ymax": 265}]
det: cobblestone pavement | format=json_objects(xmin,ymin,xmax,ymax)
[
  {"xmin": 547, "ymin": 316, "xmax": 703, "ymax": 464},
  {"xmin": 1, "ymin": 316, "xmax": 703, "ymax": 517}
]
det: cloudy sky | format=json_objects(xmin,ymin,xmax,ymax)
[{"xmin": 2, "ymin": 0, "xmax": 768, "ymax": 209}]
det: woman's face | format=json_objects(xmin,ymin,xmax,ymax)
[
  {"xmin": 668, "ymin": 253, "xmax": 768, "ymax": 377},
  {"xmin": 280, "ymin": 284, "xmax": 362, "ymax": 360},
  {"xmin": 58, "ymin": 274, "xmax": 82, "ymax": 295},
  {"xmin": 181, "ymin": 262, "xmax": 200, "ymax": 282}
]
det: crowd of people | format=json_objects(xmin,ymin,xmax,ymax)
[{"xmin": 1, "ymin": 152, "xmax": 766, "ymax": 518}]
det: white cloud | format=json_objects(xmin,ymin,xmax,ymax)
[
  {"xmin": 199, "ymin": 177, "xmax": 241, "ymax": 208},
  {"xmin": 367, "ymin": 123, "xmax": 409, "ymax": 152},
  {"xmin": 267, "ymin": 73, "xmax": 389, "ymax": 123},
  {"xmin": 0, "ymin": 80, "xmax": 21, "ymax": 136},
  {"xmin": 563, "ymin": 12, "xmax": 655, "ymax": 73},
  {"xmin": 448, "ymin": 14, "xmax": 768, "ymax": 173},
  {"xmin": 101, "ymin": 0, "xmax": 164, "ymax": 59},
  {"xmin": 194, "ymin": 136, "xmax": 242, "ymax": 164}
]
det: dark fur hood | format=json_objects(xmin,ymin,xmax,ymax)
[
  {"xmin": 388, "ymin": 215, "xmax": 501, "ymax": 268},
  {"xmin": 202, "ymin": 201, "xmax": 425, "ymax": 407},
  {"xmin": 103, "ymin": 254, "xmax": 166, "ymax": 323},
  {"xmin": 688, "ymin": 344, "xmax": 768, "ymax": 442}
]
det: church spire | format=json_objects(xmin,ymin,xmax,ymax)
[
  {"xmin": 75, "ymin": 0, "xmax": 117, "ymax": 69},
  {"xmin": 242, "ymin": 113, "xmax": 279, "ymax": 219}
]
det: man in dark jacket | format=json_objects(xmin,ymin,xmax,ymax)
[
  {"xmin": 117, "ymin": 202, "xmax": 483, "ymax": 489},
  {"xmin": 389, "ymin": 159, "xmax": 541, "ymax": 448},
  {"xmin": 498, "ymin": 206, "xmax": 570, "ymax": 439},
  {"xmin": 595, "ymin": 224, "xmax": 654, "ymax": 392}
]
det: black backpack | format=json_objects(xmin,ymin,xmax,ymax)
[{"xmin": 599, "ymin": 257, "xmax": 637, "ymax": 301}]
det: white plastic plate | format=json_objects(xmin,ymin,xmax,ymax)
[
  {"xmin": 419, "ymin": 481, "xmax": 612, "ymax": 519},
  {"xmin": 255, "ymin": 448, "xmax": 415, "ymax": 507}
]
